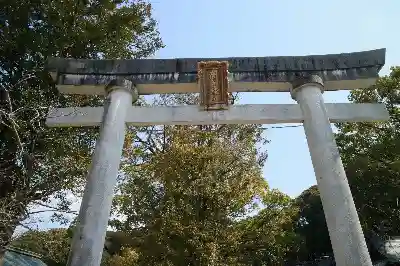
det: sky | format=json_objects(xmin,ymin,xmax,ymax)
[
  {"xmin": 23, "ymin": 0, "xmax": 400, "ymax": 231},
  {"xmin": 149, "ymin": 0, "xmax": 400, "ymax": 197}
]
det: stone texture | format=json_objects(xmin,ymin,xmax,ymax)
[
  {"xmin": 290, "ymin": 74, "xmax": 324, "ymax": 91},
  {"xmin": 66, "ymin": 87, "xmax": 134, "ymax": 266},
  {"xmin": 293, "ymin": 85, "xmax": 373, "ymax": 266},
  {"xmin": 46, "ymin": 103, "xmax": 390, "ymax": 127},
  {"xmin": 47, "ymin": 49, "xmax": 386, "ymax": 75},
  {"xmin": 59, "ymin": 67, "xmax": 381, "ymax": 86}
]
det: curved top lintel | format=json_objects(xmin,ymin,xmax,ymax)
[{"xmin": 46, "ymin": 49, "xmax": 386, "ymax": 75}]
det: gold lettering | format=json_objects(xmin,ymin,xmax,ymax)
[{"xmin": 197, "ymin": 61, "xmax": 230, "ymax": 111}]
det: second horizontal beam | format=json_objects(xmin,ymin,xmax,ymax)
[{"xmin": 46, "ymin": 103, "xmax": 389, "ymax": 127}]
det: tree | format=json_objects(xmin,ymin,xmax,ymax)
[
  {"xmin": 292, "ymin": 185, "xmax": 331, "ymax": 261},
  {"xmin": 0, "ymin": 0, "xmax": 163, "ymax": 256},
  {"xmin": 335, "ymin": 67, "xmax": 400, "ymax": 237},
  {"xmin": 12, "ymin": 229, "xmax": 71, "ymax": 266},
  {"xmin": 104, "ymin": 247, "xmax": 140, "ymax": 266},
  {"xmin": 12, "ymin": 228, "xmax": 141, "ymax": 266},
  {"xmin": 235, "ymin": 190, "xmax": 301, "ymax": 266},
  {"xmin": 110, "ymin": 94, "xmax": 269, "ymax": 265}
]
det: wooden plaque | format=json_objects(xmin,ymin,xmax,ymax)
[{"xmin": 197, "ymin": 61, "xmax": 230, "ymax": 110}]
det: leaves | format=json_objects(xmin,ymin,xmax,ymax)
[
  {"xmin": 292, "ymin": 185, "xmax": 331, "ymax": 261},
  {"xmin": 335, "ymin": 67, "xmax": 400, "ymax": 236},
  {"xmin": 0, "ymin": 0, "xmax": 163, "ymax": 251},
  {"xmin": 105, "ymin": 247, "xmax": 140, "ymax": 266},
  {"xmin": 236, "ymin": 190, "xmax": 301, "ymax": 265},
  {"xmin": 109, "ymin": 94, "xmax": 270, "ymax": 265},
  {"xmin": 12, "ymin": 229, "xmax": 71, "ymax": 266}
]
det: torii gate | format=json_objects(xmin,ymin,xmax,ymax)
[{"xmin": 46, "ymin": 48, "xmax": 388, "ymax": 266}]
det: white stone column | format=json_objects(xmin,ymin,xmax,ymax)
[
  {"xmin": 67, "ymin": 80, "xmax": 137, "ymax": 266},
  {"xmin": 291, "ymin": 76, "xmax": 372, "ymax": 266}
]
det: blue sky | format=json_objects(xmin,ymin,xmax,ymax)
[
  {"xmin": 22, "ymin": 0, "xmax": 400, "ymax": 232},
  {"xmin": 150, "ymin": 0, "xmax": 400, "ymax": 197}
]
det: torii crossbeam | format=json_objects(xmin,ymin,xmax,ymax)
[
  {"xmin": 47, "ymin": 103, "xmax": 388, "ymax": 127},
  {"xmin": 47, "ymin": 49, "xmax": 388, "ymax": 266}
]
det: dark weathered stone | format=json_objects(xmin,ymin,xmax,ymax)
[
  {"xmin": 59, "ymin": 66, "xmax": 381, "ymax": 87},
  {"xmin": 290, "ymin": 74, "xmax": 324, "ymax": 89},
  {"xmin": 47, "ymin": 49, "xmax": 386, "ymax": 75}
]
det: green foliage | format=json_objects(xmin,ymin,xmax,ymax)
[
  {"xmin": 335, "ymin": 67, "xmax": 400, "ymax": 236},
  {"xmin": 12, "ymin": 229, "xmax": 71, "ymax": 266},
  {"xmin": 236, "ymin": 190, "xmax": 301, "ymax": 266},
  {"xmin": 103, "ymin": 247, "xmax": 140, "ymax": 266},
  {"xmin": 292, "ymin": 186, "xmax": 331, "ymax": 261},
  {"xmin": 12, "ymin": 229, "xmax": 140, "ymax": 266},
  {"xmin": 110, "ymin": 94, "xmax": 270, "ymax": 265},
  {"xmin": 0, "ymin": 0, "xmax": 163, "ymax": 251}
]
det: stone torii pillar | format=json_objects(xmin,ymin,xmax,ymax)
[
  {"xmin": 291, "ymin": 75, "xmax": 372, "ymax": 266},
  {"xmin": 66, "ymin": 80, "xmax": 138, "ymax": 266}
]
